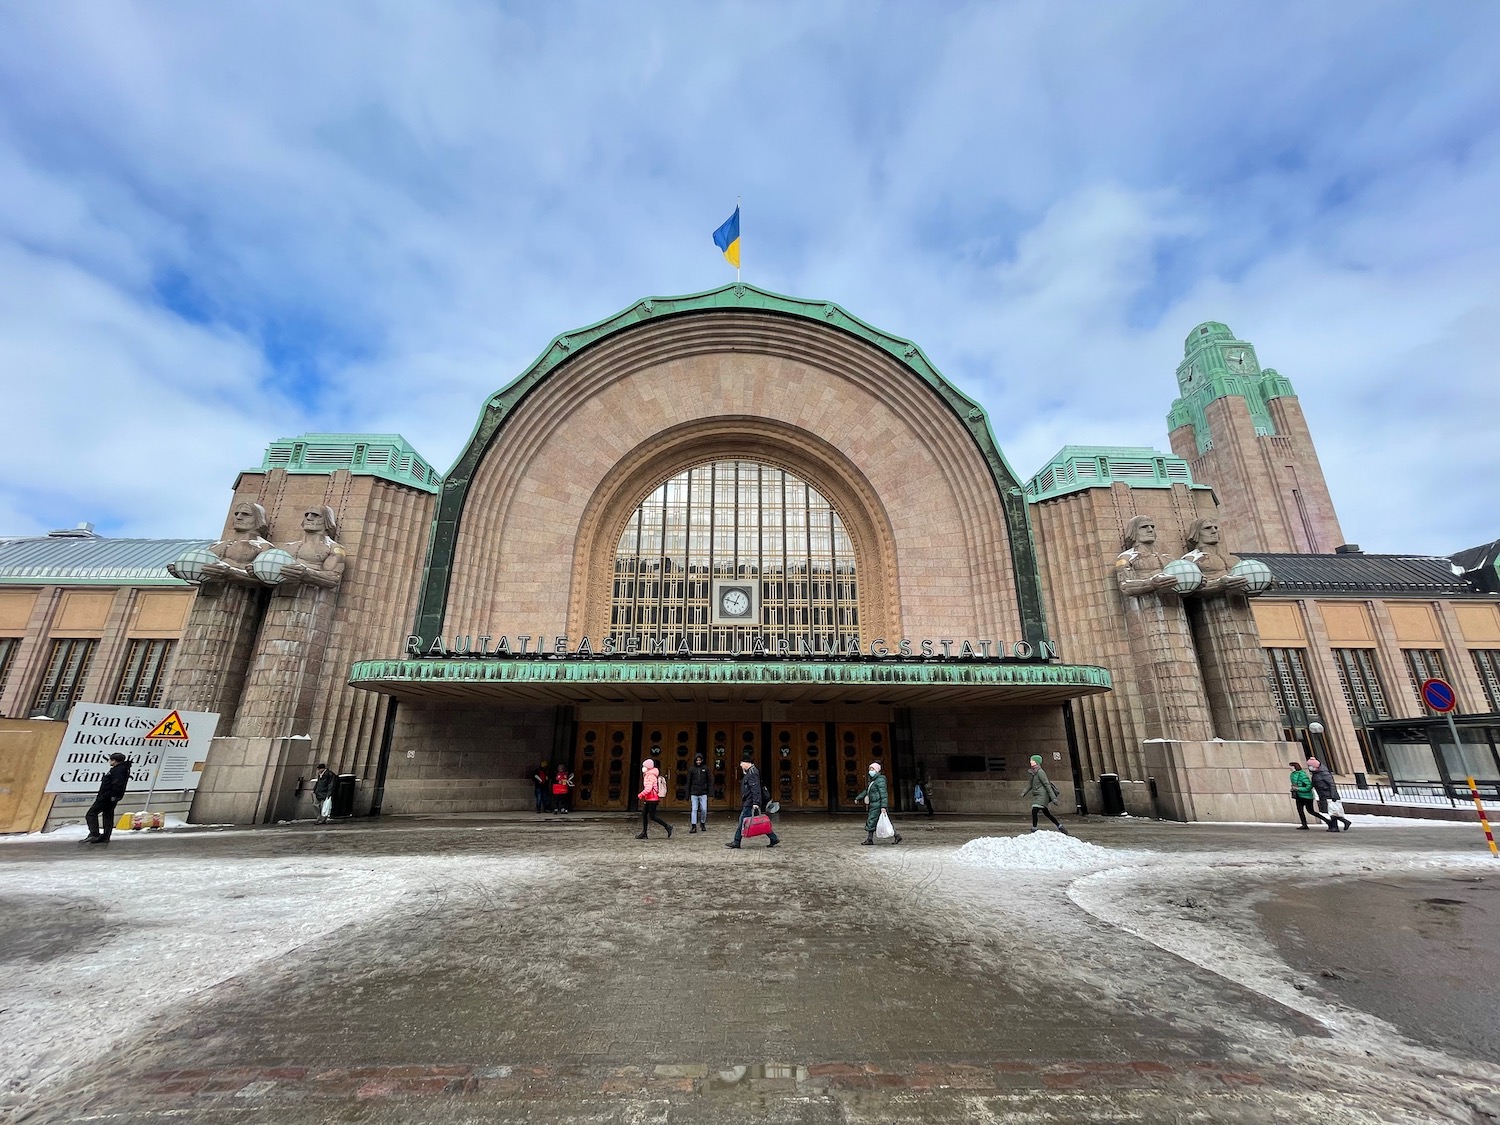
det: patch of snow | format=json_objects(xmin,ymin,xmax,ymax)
[{"xmin": 954, "ymin": 832, "xmax": 1151, "ymax": 871}]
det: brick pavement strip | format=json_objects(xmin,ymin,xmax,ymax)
[{"xmin": 130, "ymin": 1058, "xmax": 1273, "ymax": 1103}]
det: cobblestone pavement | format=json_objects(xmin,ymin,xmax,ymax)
[{"xmin": 2, "ymin": 813, "xmax": 1498, "ymax": 1123}]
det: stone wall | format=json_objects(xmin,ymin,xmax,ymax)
[
  {"xmin": 1143, "ymin": 738, "xmax": 1298, "ymax": 823},
  {"xmin": 909, "ymin": 705, "xmax": 1076, "ymax": 815},
  {"xmin": 379, "ymin": 701, "xmax": 557, "ymax": 815}
]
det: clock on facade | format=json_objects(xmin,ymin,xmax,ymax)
[{"xmin": 710, "ymin": 579, "xmax": 758, "ymax": 625}]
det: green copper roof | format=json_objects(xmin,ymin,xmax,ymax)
[
  {"xmin": 1167, "ymin": 323, "xmax": 1297, "ymax": 454},
  {"xmin": 350, "ymin": 657, "xmax": 1111, "ymax": 705},
  {"xmin": 257, "ymin": 434, "xmax": 441, "ymax": 494},
  {"xmin": 1023, "ymin": 446, "xmax": 1207, "ymax": 503},
  {"xmin": 414, "ymin": 282, "xmax": 1051, "ymax": 648}
]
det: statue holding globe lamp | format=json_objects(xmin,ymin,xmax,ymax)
[
  {"xmin": 271, "ymin": 507, "xmax": 347, "ymax": 590},
  {"xmin": 168, "ymin": 500, "xmax": 273, "ymax": 587},
  {"xmin": 1115, "ymin": 515, "xmax": 1202, "ymax": 596},
  {"xmin": 1181, "ymin": 518, "xmax": 1273, "ymax": 597}
]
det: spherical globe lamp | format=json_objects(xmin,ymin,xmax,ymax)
[
  {"xmin": 1229, "ymin": 558, "xmax": 1274, "ymax": 594},
  {"xmin": 251, "ymin": 547, "xmax": 296, "ymax": 585},
  {"xmin": 1161, "ymin": 558, "xmax": 1204, "ymax": 593},
  {"xmin": 171, "ymin": 547, "xmax": 221, "ymax": 584}
]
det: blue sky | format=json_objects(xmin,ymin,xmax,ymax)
[{"xmin": 1, "ymin": 1, "xmax": 1497, "ymax": 553}]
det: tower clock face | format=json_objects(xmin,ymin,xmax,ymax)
[{"xmin": 711, "ymin": 580, "xmax": 757, "ymax": 624}]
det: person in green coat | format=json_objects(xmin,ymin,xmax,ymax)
[
  {"xmin": 1288, "ymin": 761, "xmax": 1330, "ymax": 830},
  {"xmin": 1023, "ymin": 755, "xmax": 1069, "ymax": 835},
  {"xmin": 855, "ymin": 762, "xmax": 901, "ymax": 846}
]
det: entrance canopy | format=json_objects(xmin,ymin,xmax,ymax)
[{"xmin": 349, "ymin": 659, "xmax": 1111, "ymax": 706}]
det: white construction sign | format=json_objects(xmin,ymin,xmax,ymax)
[{"xmin": 45, "ymin": 703, "xmax": 220, "ymax": 794}]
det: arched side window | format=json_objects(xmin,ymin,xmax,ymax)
[{"xmin": 611, "ymin": 459, "xmax": 858, "ymax": 655}]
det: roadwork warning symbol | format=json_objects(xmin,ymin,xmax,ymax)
[{"xmin": 143, "ymin": 710, "xmax": 190, "ymax": 741}]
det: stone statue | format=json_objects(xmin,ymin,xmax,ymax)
[
  {"xmin": 1182, "ymin": 517, "xmax": 1249, "ymax": 595},
  {"xmin": 277, "ymin": 506, "xmax": 347, "ymax": 589},
  {"xmin": 1114, "ymin": 515, "xmax": 1180, "ymax": 596},
  {"xmin": 168, "ymin": 500, "xmax": 273, "ymax": 586}
]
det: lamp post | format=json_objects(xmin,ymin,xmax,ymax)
[{"xmin": 1308, "ymin": 721, "xmax": 1326, "ymax": 769}]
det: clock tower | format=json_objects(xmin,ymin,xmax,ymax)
[{"xmin": 1167, "ymin": 322, "xmax": 1345, "ymax": 554}]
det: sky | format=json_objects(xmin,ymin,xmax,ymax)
[{"xmin": 1, "ymin": 1, "xmax": 1497, "ymax": 555}]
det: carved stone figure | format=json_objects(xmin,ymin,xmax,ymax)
[
  {"xmin": 1114, "ymin": 516, "xmax": 1180, "ymax": 596},
  {"xmin": 169, "ymin": 500, "xmax": 273, "ymax": 586},
  {"xmin": 277, "ymin": 506, "xmax": 347, "ymax": 589},
  {"xmin": 1182, "ymin": 517, "xmax": 1249, "ymax": 595}
]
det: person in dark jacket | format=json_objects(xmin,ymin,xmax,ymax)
[
  {"xmin": 916, "ymin": 763, "xmax": 936, "ymax": 817},
  {"xmin": 83, "ymin": 753, "xmax": 131, "ymax": 845},
  {"xmin": 856, "ymin": 761, "xmax": 901, "ymax": 845},
  {"xmin": 532, "ymin": 761, "xmax": 550, "ymax": 814},
  {"xmin": 313, "ymin": 764, "xmax": 336, "ymax": 823},
  {"xmin": 687, "ymin": 752, "xmax": 711, "ymax": 834},
  {"xmin": 726, "ymin": 749, "xmax": 779, "ymax": 849},
  {"xmin": 1307, "ymin": 757, "xmax": 1352, "ymax": 832}
]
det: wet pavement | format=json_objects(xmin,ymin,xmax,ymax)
[
  {"xmin": 1258, "ymin": 870, "xmax": 1500, "ymax": 1065},
  {"xmin": 2, "ymin": 812, "xmax": 1498, "ymax": 1123}
]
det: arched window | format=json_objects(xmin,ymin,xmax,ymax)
[{"xmin": 611, "ymin": 460, "xmax": 858, "ymax": 655}]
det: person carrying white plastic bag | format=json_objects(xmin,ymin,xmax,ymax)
[{"xmin": 856, "ymin": 761, "xmax": 902, "ymax": 846}]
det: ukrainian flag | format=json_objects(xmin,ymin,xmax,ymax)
[{"xmin": 713, "ymin": 206, "xmax": 740, "ymax": 269}]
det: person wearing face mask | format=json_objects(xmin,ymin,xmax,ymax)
[
  {"xmin": 1023, "ymin": 755, "xmax": 1069, "ymax": 835},
  {"xmin": 855, "ymin": 761, "xmax": 901, "ymax": 846}
]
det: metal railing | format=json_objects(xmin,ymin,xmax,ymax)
[{"xmin": 1337, "ymin": 779, "xmax": 1500, "ymax": 808}]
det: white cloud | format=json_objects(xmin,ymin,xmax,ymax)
[{"xmin": 0, "ymin": 0, "xmax": 1496, "ymax": 554}]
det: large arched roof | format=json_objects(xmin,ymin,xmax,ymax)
[{"xmin": 413, "ymin": 283, "xmax": 1047, "ymax": 644}]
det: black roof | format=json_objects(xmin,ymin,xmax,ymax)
[{"xmin": 1241, "ymin": 552, "xmax": 1481, "ymax": 598}]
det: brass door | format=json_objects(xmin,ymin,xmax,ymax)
[
  {"xmin": 644, "ymin": 720, "xmax": 697, "ymax": 808},
  {"xmin": 574, "ymin": 721, "xmax": 633, "ymax": 809},
  {"xmin": 769, "ymin": 723, "xmax": 826, "ymax": 809},
  {"xmin": 706, "ymin": 721, "xmax": 761, "ymax": 809},
  {"xmin": 836, "ymin": 723, "xmax": 891, "ymax": 806}
]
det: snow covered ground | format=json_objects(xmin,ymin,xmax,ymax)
[{"xmin": 2, "ymin": 817, "xmax": 1496, "ymax": 1124}]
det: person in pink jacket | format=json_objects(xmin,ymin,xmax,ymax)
[{"xmin": 637, "ymin": 755, "xmax": 674, "ymax": 840}]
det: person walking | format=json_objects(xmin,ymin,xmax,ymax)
[
  {"xmin": 82, "ymin": 753, "xmax": 131, "ymax": 845},
  {"xmin": 726, "ymin": 749, "xmax": 779, "ymax": 849},
  {"xmin": 532, "ymin": 761, "xmax": 550, "ymax": 814},
  {"xmin": 1308, "ymin": 757, "xmax": 1353, "ymax": 832},
  {"xmin": 687, "ymin": 751, "xmax": 711, "ymax": 834},
  {"xmin": 915, "ymin": 764, "xmax": 936, "ymax": 817},
  {"xmin": 1288, "ymin": 761, "xmax": 1330, "ymax": 830},
  {"xmin": 856, "ymin": 761, "xmax": 901, "ymax": 845},
  {"xmin": 1023, "ymin": 755, "xmax": 1069, "ymax": 834},
  {"xmin": 637, "ymin": 756, "xmax": 672, "ymax": 839},
  {"xmin": 551, "ymin": 765, "xmax": 573, "ymax": 813},
  {"xmin": 312, "ymin": 763, "xmax": 336, "ymax": 823}
]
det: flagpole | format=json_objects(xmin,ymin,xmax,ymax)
[{"xmin": 736, "ymin": 194, "xmax": 741, "ymax": 283}]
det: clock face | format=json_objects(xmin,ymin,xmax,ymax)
[{"xmin": 711, "ymin": 580, "xmax": 757, "ymax": 624}]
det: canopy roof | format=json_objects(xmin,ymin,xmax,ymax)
[{"xmin": 349, "ymin": 658, "xmax": 1111, "ymax": 707}]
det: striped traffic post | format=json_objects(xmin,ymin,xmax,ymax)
[{"xmin": 1469, "ymin": 776, "xmax": 1499, "ymax": 859}]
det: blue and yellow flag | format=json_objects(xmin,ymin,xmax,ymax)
[{"xmin": 713, "ymin": 206, "xmax": 740, "ymax": 269}]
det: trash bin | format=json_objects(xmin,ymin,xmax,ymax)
[
  {"xmin": 332, "ymin": 774, "xmax": 357, "ymax": 818},
  {"xmin": 1099, "ymin": 773, "xmax": 1125, "ymax": 817}
]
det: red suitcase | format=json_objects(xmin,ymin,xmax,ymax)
[{"xmin": 741, "ymin": 806, "xmax": 773, "ymax": 838}]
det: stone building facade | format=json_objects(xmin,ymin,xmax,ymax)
[{"xmin": 5, "ymin": 287, "xmax": 1497, "ymax": 828}]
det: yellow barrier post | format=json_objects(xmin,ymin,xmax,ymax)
[{"xmin": 1468, "ymin": 776, "xmax": 1499, "ymax": 859}]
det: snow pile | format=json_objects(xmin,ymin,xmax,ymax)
[{"xmin": 955, "ymin": 832, "xmax": 1148, "ymax": 871}]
